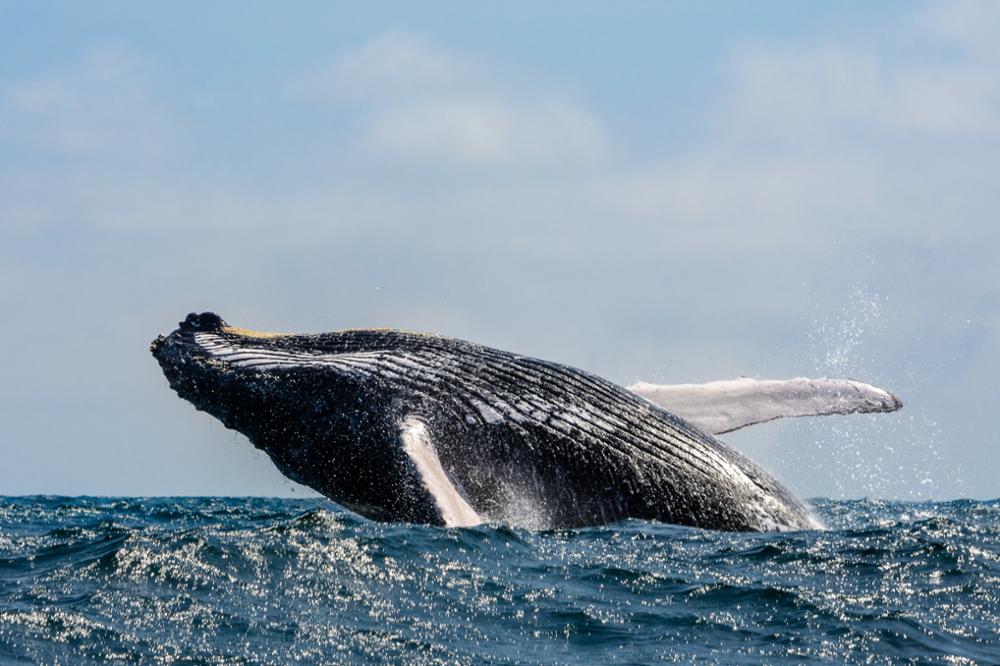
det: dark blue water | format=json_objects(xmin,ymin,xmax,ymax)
[{"xmin": 1, "ymin": 497, "xmax": 997, "ymax": 664}]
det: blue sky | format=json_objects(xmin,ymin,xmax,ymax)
[{"xmin": 1, "ymin": 1, "xmax": 998, "ymax": 500}]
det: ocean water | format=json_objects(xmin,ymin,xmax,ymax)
[{"xmin": 0, "ymin": 497, "xmax": 997, "ymax": 664}]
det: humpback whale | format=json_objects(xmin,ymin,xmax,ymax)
[{"xmin": 151, "ymin": 312, "xmax": 901, "ymax": 532}]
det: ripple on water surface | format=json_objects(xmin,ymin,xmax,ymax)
[{"xmin": 0, "ymin": 496, "xmax": 997, "ymax": 664}]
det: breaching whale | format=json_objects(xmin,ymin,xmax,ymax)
[{"xmin": 151, "ymin": 312, "xmax": 902, "ymax": 532}]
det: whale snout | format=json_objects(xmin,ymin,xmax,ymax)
[
  {"xmin": 151, "ymin": 316, "xmax": 237, "ymax": 422},
  {"xmin": 150, "ymin": 335, "xmax": 167, "ymax": 356},
  {"xmin": 151, "ymin": 312, "xmax": 228, "ymax": 361},
  {"xmin": 150, "ymin": 332, "xmax": 197, "ymax": 368}
]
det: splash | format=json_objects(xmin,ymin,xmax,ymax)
[
  {"xmin": 803, "ymin": 285, "xmax": 948, "ymax": 499},
  {"xmin": 808, "ymin": 285, "xmax": 885, "ymax": 376}
]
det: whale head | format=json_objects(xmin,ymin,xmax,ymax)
[
  {"xmin": 150, "ymin": 313, "xmax": 441, "ymax": 522},
  {"xmin": 150, "ymin": 311, "xmax": 346, "ymax": 454},
  {"xmin": 150, "ymin": 312, "xmax": 268, "ymax": 433}
]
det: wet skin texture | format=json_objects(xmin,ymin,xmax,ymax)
[{"xmin": 151, "ymin": 312, "xmax": 819, "ymax": 531}]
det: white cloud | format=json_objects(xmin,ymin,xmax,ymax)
[
  {"xmin": 3, "ymin": 46, "xmax": 181, "ymax": 156},
  {"xmin": 289, "ymin": 29, "xmax": 470, "ymax": 101},
  {"xmin": 369, "ymin": 97, "xmax": 603, "ymax": 165},
  {"xmin": 594, "ymin": 159, "xmax": 855, "ymax": 239},
  {"xmin": 592, "ymin": 0, "xmax": 1000, "ymax": 255},
  {"xmin": 726, "ymin": 11, "xmax": 1000, "ymax": 138},
  {"xmin": 728, "ymin": 47, "xmax": 883, "ymax": 132},
  {"xmin": 916, "ymin": 0, "xmax": 1000, "ymax": 58},
  {"xmin": 293, "ymin": 30, "xmax": 605, "ymax": 167},
  {"xmin": 890, "ymin": 64, "xmax": 1000, "ymax": 135}
]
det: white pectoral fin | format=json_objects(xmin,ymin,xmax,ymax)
[
  {"xmin": 400, "ymin": 416, "xmax": 481, "ymax": 528},
  {"xmin": 628, "ymin": 377, "xmax": 903, "ymax": 435}
]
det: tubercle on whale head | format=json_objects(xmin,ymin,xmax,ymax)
[
  {"xmin": 149, "ymin": 334, "xmax": 167, "ymax": 355},
  {"xmin": 149, "ymin": 312, "xmax": 299, "ymax": 377},
  {"xmin": 150, "ymin": 312, "xmax": 225, "ymax": 355},
  {"xmin": 149, "ymin": 311, "xmax": 346, "ymax": 429},
  {"xmin": 179, "ymin": 311, "xmax": 228, "ymax": 333},
  {"xmin": 180, "ymin": 311, "xmax": 292, "ymax": 340},
  {"xmin": 150, "ymin": 312, "xmax": 219, "ymax": 359}
]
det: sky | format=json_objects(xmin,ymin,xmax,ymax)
[{"xmin": 1, "ymin": 1, "xmax": 998, "ymax": 501}]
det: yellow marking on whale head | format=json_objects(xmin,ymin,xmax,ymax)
[
  {"xmin": 222, "ymin": 326, "xmax": 289, "ymax": 339},
  {"xmin": 338, "ymin": 327, "xmax": 435, "ymax": 337},
  {"xmin": 221, "ymin": 324, "xmax": 439, "ymax": 340}
]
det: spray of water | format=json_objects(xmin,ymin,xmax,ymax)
[{"xmin": 803, "ymin": 286, "xmax": 949, "ymax": 500}]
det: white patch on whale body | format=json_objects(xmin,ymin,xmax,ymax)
[
  {"xmin": 399, "ymin": 416, "xmax": 482, "ymax": 528},
  {"xmin": 470, "ymin": 399, "xmax": 504, "ymax": 425},
  {"xmin": 628, "ymin": 377, "xmax": 901, "ymax": 435}
]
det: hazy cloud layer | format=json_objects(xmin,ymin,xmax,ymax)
[
  {"xmin": 1, "ymin": 2, "xmax": 998, "ymax": 500},
  {"xmin": 6, "ymin": 47, "xmax": 181, "ymax": 157}
]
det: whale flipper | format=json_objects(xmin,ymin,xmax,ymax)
[
  {"xmin": 400, "ymin": 416, "xmax": 482, "ymax": 527},
  {"xmin": 628, "ymin": 377, "xmax": 902, "ymax": 435}
]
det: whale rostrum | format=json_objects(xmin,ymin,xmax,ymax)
[{"xmin": 151, "ymin": 312, "xmax": 902, "ymax": 532}]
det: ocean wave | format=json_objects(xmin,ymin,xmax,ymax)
[{"xmin": 0, "ymin": 497, "xmax": 997, "ymax": 664}]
